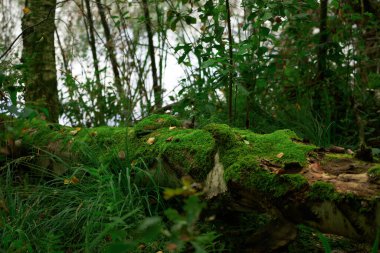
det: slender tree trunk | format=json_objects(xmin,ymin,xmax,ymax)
[
  {"xmin": 83, "ymin": 0, "xmax": 105, "ymax": 126},
  {"xmin": 95, "ymin": 0, "xmax": 124, "ymax": 102},
  {"xmin": 141, "ymin": 0, "xmax": 161, "ymax": 110},
  {"xmin": 225, "ymin": 0, "xmax": 234, "ymax": 124},
  {"xmin": 21, "ymin": 0, "xmax": 59, "ymax": 122},
  {"xmin": 317, "ymin": 0, "xmax": 328, "ymax": 82}
]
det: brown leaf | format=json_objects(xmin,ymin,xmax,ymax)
[
  {"xmin": 89, "ymin": 131, "xmax": 97, "ymax": 137},
  {"xmin": 155, "ymin": 118, "xmax": 165, "ymax": 123},
  {"xmin": 166, "ymin": 136, "xmax": 174, "ymax": 142},
  {"xmin": 147, "ymin": 137, "xmax": 155, "ymax": 145},
  {"xmin": 276, "ymin": 152, "xmax": 284, "ymax": 158},
  {"xmin": 23, "ymin": 7, "xmax": 31, "ymax": 14},
  {"xmin": 118, "ymin": 151, "xmax": 126, "ymax": 160},
  {"xmin": 166, "ymin": 243, "xmax": 178, "ymax": 251}
]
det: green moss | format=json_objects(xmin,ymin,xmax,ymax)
[
  {"xmin": 132, "ymin": 127, "xmax": 216, "ymax": 180},
  {"xmin": 213, "ymin": 126, "xmax": 314, "ymax": 198},
  {"xmin": 368, "ymin": 165, "xmax": 380, "ymax": 184},
  {"xmin": 236, "ymin": 129, "xmax": 316, "ymax": 166},
  {"xmin": 324, "ymin": 153, "xmax": 353, "ymax": 160},
  {"xmin": 368, "ymin": 165, "xmax": 380, "ymax": 177},
  {"xmin": 203, "ymin": 123, "xmax": 238, "ymax": 149},
  {"xmin": 308, "ymin": 181, "xmax": 341, "ymax": 201},
  {"xmin": 134, "ymin": 114, "xmax": 181, "ymax": 137}
]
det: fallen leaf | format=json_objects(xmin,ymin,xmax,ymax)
[
  {"xmin": 89, "ymin": 131, "xmax": 97, "ymax": 137},
  {"xmin": 243, "ymin": 140, "xmax": 250, "ymax": 145},
  {"xmin": 147, "ymin": 137, "xmax": 155, "ymax": 145},
  {"xmin": 155, "ymin": 118, "xmax": 165, "ymax": 123},
  {"xmin": 276, "ymin": 152, "xmax": 284, "ymax": 158},
  {"xmin": 166, "ymin": 136, "xmax": 174, "ymax": 142},
  {"xmin": 64, "ymin": 176, "xmax": 79, "ymax": 185},
  {"xmin": 23, "ymin": 7, "xmax": 31, "ymax": 14},
  {"xmin": 118, "ymin": 150, "xmax": 126, "ymax": 160},
  {"xmin": 166, "ymin": 243, "xmax": 178, "ymax": 251},
  {"xmin": 70, "ymin": 127, "xmax": 81, "ymax": 136},
  {"xmin": 169, "ymin": 126, "xmax": 176, "ymax": 130},
  {"xmin": 14, "ymin": 139, "xmax": 22, "ymax": 147}
]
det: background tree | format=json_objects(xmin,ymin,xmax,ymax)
[{"xmin": 21, "ymin": 0, "xmax": 59, "ymax": 122}]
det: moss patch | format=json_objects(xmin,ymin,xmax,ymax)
[
  {"xmin": 308, "ymin": 181, "xmax": 341, "ymax": 201},
  {"xmin": 134, "ymin": 114, "xmax": 181, "ymax": 137},
  {"xmin": 131, "ymin": 127, "xmax": 216, "ymax": 181},
  {"xmin": 206, "ymin": 125, "xmax": 315, "ymax": 198}
]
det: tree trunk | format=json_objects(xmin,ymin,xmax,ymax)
[
  {"xmin": 21, "ymin": 0, "xmax": 59, "ymax": 122},
  {"xmin": 141, "ymin": 0, "xmax": 161, "ymax": 110},
  {"xmin": 95, "ymin": 0, "xmax": 126, "ymax": 117},
  {"xmin": 225, "ymin": 0, "xmax": 234, "ymax": 125},
  {"xmin": 83, "ymin": 0, "xmax": 105, "ymax": 126}
]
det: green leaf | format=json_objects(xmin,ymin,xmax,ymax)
[
  {"xmin": 185, "ymin": 15, "xmax": 197, "ymax": 25},
  {"xmin": 259, "ymin": 27, "xmax": 270, "ymax": 37},
  {"xmin": 138, "ymin": 216, "xmax": 162, "ymax": 242},
  {"xmin": 165, "ymin": 208, "xmax": 183, "ymax": 223},
  {"xmin": 261, "ymin": 11, "xmax": 272, "ymax": 21},
  {"xmin": 184, "ymin": 196, "xmax": 205, "ymax": 224}
]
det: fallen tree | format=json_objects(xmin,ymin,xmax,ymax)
[{"xmin": 1, "ymin": 114, "xmax": 379, "ymax": 252}]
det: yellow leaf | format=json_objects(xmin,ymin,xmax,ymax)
[
  {"xmin": 169, "ymin": 126, "xmax": 176, "ymax": 130},
  {"xmin": 146, "ymin": 137, "xmax": 155, "ymax": 145},
  {"xmin": 23, "ymin": 7, "xmax": 31, "ymax": 14},
  {"xmin": 163, "ymin": 188, "xmax": 184, "ymax": 200},
  {"xmin": 70, "ymin": 176, "xmax": 79, "ymax": 184},
  {"xmin": 70, "ymin": 127, "xmax": 81, "ymax": 136},
  {"xmin": 64, "ymin": 176, "xmax": 80, "ymax": 185},
  {"xmin": 276, "ymin": 152, "xmax": 284, "ymax": 158}
]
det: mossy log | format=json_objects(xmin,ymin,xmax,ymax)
[{"xmin": 1, "ymin": 114, "xmax": 380, "ymax": 252}]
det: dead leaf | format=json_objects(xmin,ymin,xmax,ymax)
[
  {"xmin": 70, "ymin": 127, "xmax": 81, "ymax": 136},
  {"xmin": 276, "ymin": 152, "xmax": 284, "ymax": 158},
  {"xmin": 243, "ymin": 140, "xmax": 250, "ymax": 145},
  {"xmin": 89, "ymin": 131, "xmax": 97, "ymax": 137},
  {"xmin": 64, "ymin": 176, "xmax": 79, "ymax": 185},
  {"xmin": 14, "ymin": 139, "xmax": 22, "ymax": 147},
  {"xmin": 155, "ymin": 118, "xmax": 165, "ymax": 123},
  {"xmin": 146, "ymin": 137, "xmax": 155, "ymax": 145},
  {"xmin": 169, "ymin": 126, "xmax": 176, "ymax": 130},
  {"xmin": 118, "ymin": 150, "xmax": 126, "ymax": 160},
  {"xmin": 166, "ymin": 243, "xmax": 178, "ymax": 251},
  {"xmin": 166, "ymin": 136, "xmax": 174, "ymax": 142},
  {"xmin": 23, "ymin": 7, "xmax": 31, "ymax": 14}
]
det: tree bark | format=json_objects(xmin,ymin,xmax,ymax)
[
  {"xmin": 225, "ymin": 0, "xmax": 234, "ymax": 125},
  {"xmin": 21, "ymin": 0, "xmax": 59, "ymax": 122},
  {"xmin": 95, "ymin": 0, "xmax": 126, "ymax": 113},
  {"xmin": 141, "ymin": 0, "xmax": 161, "ymax": 110},
  {"xmin": 83, "ymin": 0, "xmax": 105, "ymax": 126}
]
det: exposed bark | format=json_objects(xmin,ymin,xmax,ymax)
[
  {"xmin": 141, "ymin": 0, "xmax": 161, "ymax": 110},
  {"xmin": 21, "ymin": 0, "xmax": 59, "ymax": 122}
]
